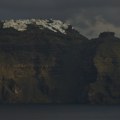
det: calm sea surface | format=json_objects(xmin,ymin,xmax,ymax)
[{"xmin": 0, "ymin": 105, "xmax": 120, "ymax": 120}]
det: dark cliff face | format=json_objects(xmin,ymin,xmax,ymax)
[
  {"xmin": 0, "ymin": 21, "xmax": 120, "ymax": 104},
  {"xmin": 88, "ymin": 32, "xmax": 120, "ymax": 104},
  {"xmin": 0, "ymin": 20, "xmax": 90, "ymax": 103}
]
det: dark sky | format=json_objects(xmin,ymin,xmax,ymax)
[{"xmin": 0, "ymin": 0, "xmax": 120, "ymax": 38}]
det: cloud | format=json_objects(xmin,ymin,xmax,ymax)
[
  {"xmin": 0, "ymin": 0, "xmax": 120, "ymax": 38},
  {"xmin": 0, "ymin": 0, "xmax": 120, "ymax": 19},
  {"xmin": 66, "ymin": 13, "xmax": 120, "ymax": 38}
]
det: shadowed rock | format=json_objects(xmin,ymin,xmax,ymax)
[{"xmin": 99, "ymin": 32, "xmax": 115, "ymax": 38}]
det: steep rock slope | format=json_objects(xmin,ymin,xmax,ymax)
[
  {"xmin": 0, "ymin": 19, "xmax": 120, "ymax": 104},
  {"xmin": 0, "ymin": 19, "xmax": 91, "ymax": 103},
  {"xmin": 88, "ymin": 32, "xmax": 120, "ymax": 104}
]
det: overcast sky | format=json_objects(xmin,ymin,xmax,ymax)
[{"xmin": 0, "ymin": 0, "xmax": 120, "ymax": 38}]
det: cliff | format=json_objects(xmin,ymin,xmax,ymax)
[{"xmin": 0, "ymin": 20, "xmax": 120, "ymax": 104}]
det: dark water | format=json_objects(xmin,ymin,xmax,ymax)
[{"xmin": 0, "ymin": 105, "xmax": 120, "ymax": 120}]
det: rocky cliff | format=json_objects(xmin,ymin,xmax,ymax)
[{"xmin": 0, "ymin": 20, "xmax": 120, "ymax": 104}]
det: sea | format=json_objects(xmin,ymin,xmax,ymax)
[{"xmin": 0, "ymin": 104, "xmax": 120, "ymax": 120}]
